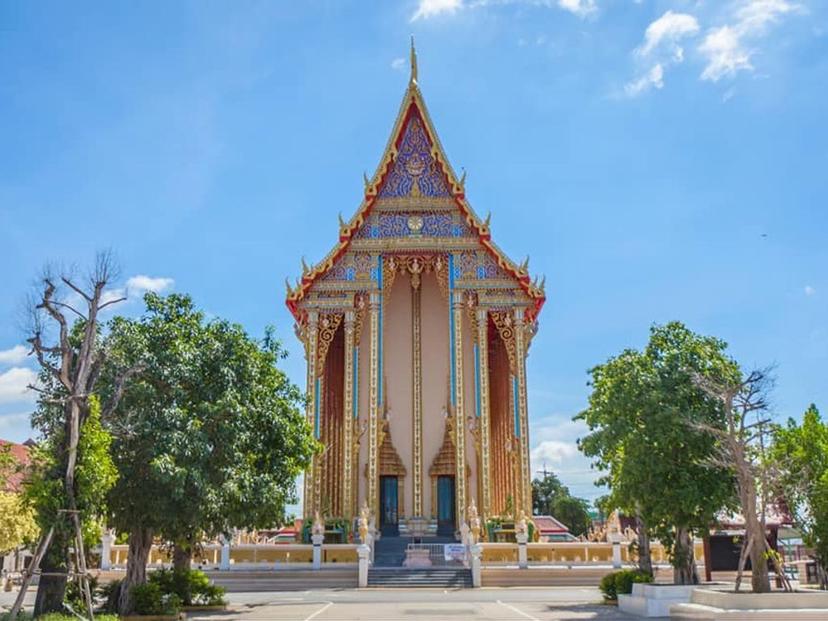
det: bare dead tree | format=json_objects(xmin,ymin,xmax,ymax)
[
  {"xmin": 691, "ymin": 367, "xmax": 791, "ymax": 594},
  {"xmin": 9, "ymin": 252, "xmax": 140, "ymax": 620}
]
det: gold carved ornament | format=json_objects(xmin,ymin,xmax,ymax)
[
  {"xmin": 490, "ymin": 310, "xmax": 518, "ymax": 373},
  {"xmin": 316, "ymin": 313, "xmax": 344, "ymax": 376}
]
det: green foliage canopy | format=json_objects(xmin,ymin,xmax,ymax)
[
  {"xmin": 101, "ymin": 293, "xmax": 316, "ymax": 547},
  {"xmin": 531, "ymin": 471, "xmax": 592, "ymax": 536},
  {"xmin": 576, "ymin": 322, "xmax": 738, "ymax": 570},
  {"xmin": 773, "ymin": 404, "xmax": 828, "ymax": 575}
]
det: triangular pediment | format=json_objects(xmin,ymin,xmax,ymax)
[
  {"xmin": 376, "ymin": 109, "xmax": 451, "ymax": 199},
  {"xmin": 286, "ymin": 57, "xmax": 546, "ymax": 323}
]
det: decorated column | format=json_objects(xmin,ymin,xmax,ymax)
[
  {"xmin": 513, "ymin": 307, "xmax": 532, "ymax": 516},
  {"xmin": 367, "ymin": 289, "xmax": 382, "ymax": 519},
  {"xmin": 475, "ymin": 305, "xmax": 492, "ymax": 521},
  {"xmin": 449, "ymin": 256, "xmax": 467, "ymax": 526},
  {"xmin": 304, "ymin": 310, "xmax": 319, "ymax": 517},
  {"xmin": 411, "ymin": 276, "xmax": 424, "ymax": 518},
  {"xmin": 342, "ymin": 310, "xmax": 356, "ymax": 520}
]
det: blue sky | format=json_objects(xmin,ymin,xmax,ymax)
[{"xmin": 1, "ymin": 0, "xmax": 826, "ymax": 504}]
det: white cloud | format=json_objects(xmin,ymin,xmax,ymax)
[
  {"xmin": 637, "ymin": 11, "xmax": 700, "ymax": 58},
  {"xmin": 0, "ymin": 367, "xmax": 37, "ymax": 404},
  {"xmin": 624, "ymin": 63, "xmax": 664, "ymax": 97},
  {"xmin": 805, "ymin": 285, "xmax": 816, "ymax": 296},
  {"xmin": 411, "ymin": 0, "xmax": 596, "ymax": 22},
  {"xmin": 390, "ymin": 57, "xmax": 406, "ymax": 71},
  {"xmin": 557, "ymin": 0, "xmax": 597, "ymax": 18},
  {"xmin": 699, "ymin": 25, "xmax": 752, "ymax": 81},
  {"xmin": 126, "ymin": 275, "xmax": 175, "ymax": 294},
  {"xmin": 411, "ymin": 0, "xmax": 464, "ymax": 21},
  {"xmin": 0, "ymin": 345, "xmax": 28, "ymax": 366},
  {"xmin": 699, "ymin": 0, "xmax": 801, "ymax": 82},
  {"xmin": 530, "ymin": 439, "xmax": 579, "ymax": 464}
]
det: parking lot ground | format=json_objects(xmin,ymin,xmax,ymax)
[{"xmin": 184, "ymin": 587, "xmax": 654, "ymax": 621}]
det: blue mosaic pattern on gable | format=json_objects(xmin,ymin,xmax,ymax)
[
  {"xmin": 378, "ymin": 115, "xmax": 451, "ymax": 198},
  {"xmin": 421, "ymin": 214, "xmax": 452, "ymax": 236}
]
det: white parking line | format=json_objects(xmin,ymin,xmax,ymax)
[
  {"xmin": 303, "ymin": 601, "xmax": 333, "ymax": 621},
  {"xmin": 496, "ymin": 599, "xmax": 540, "ymax": 621}
]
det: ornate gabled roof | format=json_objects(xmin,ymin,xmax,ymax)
[{"xmin": 286, "ymin": 40, "xmax": 546, "ymax": 322}]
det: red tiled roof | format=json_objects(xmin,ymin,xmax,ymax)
[
  {"xmin": 0, "ymin": 439, "xmax": 32, "ymax": 493},
  {"xmin": 533, "ymin": 515, "xmax": 571, "ymax": 534}
]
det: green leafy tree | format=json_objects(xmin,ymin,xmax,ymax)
[
  {"xmin": 100, "ymin": 293, "xmax": 316, "ymax": 614},
  {"xmin": 576, "ymin": 322, "xmax": 738, "ymax": 584},
  {"xmin": 25, "ymin": 395, "xmax": 118, "ymax": 612},
  {"xmin": 531, "ymin": 472, "xmax": 592, "ymax": 536},
  {"xmin": 773, "ymin": 404, "xmax": 828, "ymax": 588}
]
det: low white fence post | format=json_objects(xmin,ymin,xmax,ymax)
[
  {"xmin": 611, "ymin": 537, "xmax": 622, "ymax": 569},
  {"xmin": 516, "ymin": 533, "xmax": 528, "ymax": 569},
  {"xmin": 100, "ymin": 530, "xmax": 115, "ymax": 571},
  {"xmin": 357, "ymin": 544, "xmax": 371, "ymax": 588},
  {"xmin": 220, "ymin": 536, "xmax": 231, "ymax": 570},
  {"xmin": 311, "ymin": 533, "xmax": 324, "ymax": 570},
  {"xmin": 470, "ymin": 544, "xmax": 482, "ymax": 587}
]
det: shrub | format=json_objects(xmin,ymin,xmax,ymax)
[
  {"xmin": 149, "ymin": 568, "xmax": 226, "ymax": 607},
  {"xmin": 38, "ymin": 612, "xmax": 118, "ymax": 621},
  {"xmin": 132, "ymin": 581, "xmax": 182, "ymax": 616},
  {"xmin": 599, "ymin": 569, "xmax": 653, "ymax": 601}
]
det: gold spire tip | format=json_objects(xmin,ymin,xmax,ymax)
[{"xmin": 410, "ymin": 35, "xmax": 418, "ymax": 84}]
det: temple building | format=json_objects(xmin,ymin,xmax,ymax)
[{"xmin": 286, "ymin": 42, "xmax": 545, "ymax": 538}]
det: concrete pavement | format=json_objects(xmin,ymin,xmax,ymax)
[
  {"xmin": 187, "ymin": 588, "xmax": 649, "ymax": 620},
  {"xmin": 1, "ymin": 586, "xmax": 652, "ymax": 620}
]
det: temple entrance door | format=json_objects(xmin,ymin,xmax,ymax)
[
  {"xmin": 379, "ymin": 476, "xmax": 399, "ymax": 536},
  {"xmin": 437, "ymin": 475, "xmax": 456, "ymax": 536}
]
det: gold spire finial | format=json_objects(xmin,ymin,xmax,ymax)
[{"xmin": 410, "ymin": 35, "xmax": 418, "ymax": 85}]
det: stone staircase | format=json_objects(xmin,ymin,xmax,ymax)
[
  {"xmin": 367, "ymin": 567, "xmax": 473, "ymax": 588},
  {"xmin": 373, "ymin": 535, "xmax": 456, "ymax": 567}
]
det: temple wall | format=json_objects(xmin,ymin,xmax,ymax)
[
  {"xmin": 383, "ymin": 273, "xmax": 413, "ymax": 517},
  {"xmin": 420, "ymin": 271, "xmax": 449, "ymax": 518}
]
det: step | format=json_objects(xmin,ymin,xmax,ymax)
[{"xmin": 367, "ymin": 568, "xmax": 472, "ymax": 588}]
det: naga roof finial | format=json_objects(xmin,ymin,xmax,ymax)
[{"xmin": 410, "ymin": 35, "xmax": 418, "ymax": 85}]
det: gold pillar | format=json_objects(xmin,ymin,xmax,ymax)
[
  {"xmin": 513, "ymin": 307, "xmax": 532, "ymax": 516},
  {"xmin": 451, "ymin": 295, "xmax": 467, "ymax": 525},
  {"xmin": 476, "ymin": 306, "xmax": 492, "ymax": 521},
  {"xmin": 367, "ymin": 291, "xmax": 381, "ymax": 519},
  {"xmin": 304, "ymin": 310, "xmax": 319, "ymax": 517},
  {"xmin": 411, "ymin": 280, "xmax": 424, "ymax": 517},
  {"xmin": 342, "ymin": 310, "xmax": 355, "ymax": 520}
]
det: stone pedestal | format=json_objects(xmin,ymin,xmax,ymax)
[
  {"xmin": 311, "ymin": 534, "xmax": 324, "ymax": 569},
  {"xmin": 516, "ymin": 533, "xmax": 528, "ymax": 569},
  {"xmin": 470, "ymin": 544, "xmax": 482, "ymax": 588},
  {"xmin": 100, "ymin": 530, "xmax": 115, "ymax": 571},
  {"xmin": 357, "ymin": 545, "xmax": 371, "ymax": 588},
  {"xmin": 619, "ymin": 583, "xmax": 696, "ymax": 618},
  {"xmin": 403, "ymin": 548, "xmax": 432, "ymax": 568}
]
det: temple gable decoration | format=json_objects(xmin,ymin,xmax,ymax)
[{"xmin": 285, "ymin": 39, "xmax": 545, "ymax": 324}]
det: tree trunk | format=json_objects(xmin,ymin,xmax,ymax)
[
  {"xmin": 33, "ymin": 528, "xmax": 69, "ymax": 617},
  {"xmin": 673, "ymin": 527, "xmax": 699, "ymax": 585},
  {"xmin": 636, "ymin": 515, "xmax": 653, "ymax": 578},
  {"xmin": 746, "ymin": 514, "xmax": 770, "ymax": 593},
  {"xmin": 173, "ymin": 544, "xmax": 192, "ymax": 572},
  {"xmin": 118, "ymin": 526, "xmax": 154, "ymax": 615},
  {"xmin": 738, "ymin": 469, "xmax": 770, "ymax": 593}
]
